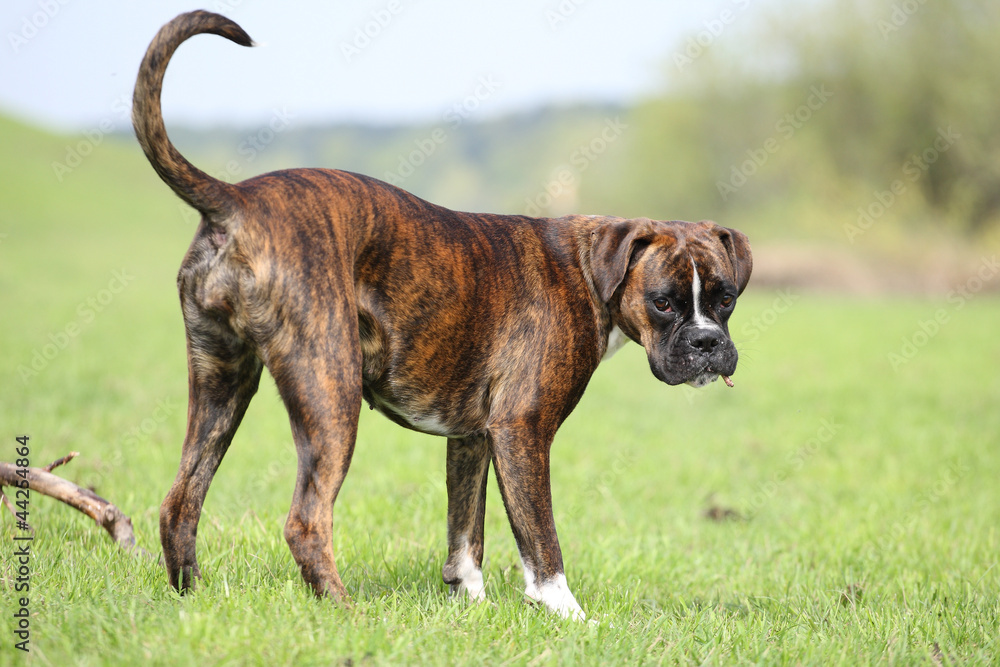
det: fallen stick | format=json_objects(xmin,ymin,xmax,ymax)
[
  {"xmin": 42, "ymin": 451, "xmax": 79, "ymax": 473},
  {"xmin": 0, "ymin": 454, "xmax": 149, "ymax": 557}
]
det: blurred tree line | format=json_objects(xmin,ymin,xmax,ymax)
[{"xmin": 581, "ymin": 0, "xmax": 1000, "ymax": 244}]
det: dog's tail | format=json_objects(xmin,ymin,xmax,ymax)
[{"xmin": 132, "ymin": 11, "xmax": 254, "ymax": 220}]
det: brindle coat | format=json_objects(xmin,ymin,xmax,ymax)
[{"xmin": 133, "ymin": 11, "xmax": 752, "ymax": 620}]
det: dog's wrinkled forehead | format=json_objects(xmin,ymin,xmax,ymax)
[
  {"xmin": 637, "ymin": 223, "xmax": 740, "ymax": 292},
  {"xmin": 590, "ymin": 216, "xmax": 751, "ymax": 304}
]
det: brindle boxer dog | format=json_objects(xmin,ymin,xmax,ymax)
[{"xmin": 134, "ymin": 11, "xmax": 752, "ymax": 621}]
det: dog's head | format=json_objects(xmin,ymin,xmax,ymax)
[{"xmin": 591, "ymin": 218, "xmax": 752, "ymax": 387}]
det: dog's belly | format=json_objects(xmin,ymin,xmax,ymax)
[
  {"xmin": 358, "ymin": 303, "xmax": 488, "ymax": 439},
  {"xmin": 363, "ymin": 387, "xmax": 465, "ymax": 438},
  {"xmin": 361, "ymin": 363, "xmax": 489, "ymax": 438},
  {"xmin": 361, "ymin": 325, "xmax": 488, "ymax": 438}
]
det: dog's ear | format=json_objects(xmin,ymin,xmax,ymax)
[
  {"xmin": 714, "ymin": 225, "xmax": 753, "ymax": 295},
  {"xmin": 590, "ymin": 218, "xmax": 657, "ymax": 303}
]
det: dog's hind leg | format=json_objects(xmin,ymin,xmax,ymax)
[
  {"xmin": 442, "ymin": 434, "xmax": 491, "ymax": 601},
  {"xmin": 161, "ymin": 328, "xmax": 262, "ymax": 593},
  {"xmin": 268, "ymin": 330, "xmax": 363, "ymax": 602}
]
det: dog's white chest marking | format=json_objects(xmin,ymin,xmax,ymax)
[{"xmin": 601, "ymin": 325, "xmax": 628, "ymax": 362}]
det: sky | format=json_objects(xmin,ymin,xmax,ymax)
[{"xmin": 0, "ymin": 0, "xmax": 766, "ymax": 132}]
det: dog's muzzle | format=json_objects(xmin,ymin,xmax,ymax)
[{"xmin": 649, "ymin": 325, "xmax": 738, "ymax": 387}]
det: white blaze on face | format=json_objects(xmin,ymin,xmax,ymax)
[
  {"xmin": 689, "ymin": 257, "xmax": 714, "ymax": 329},
  {"xmin": 685, "ymin": 255, "xmax": 728, "ymax": 388}
]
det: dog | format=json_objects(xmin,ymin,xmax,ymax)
[{"xmin": 133, "ymin": 11, "xmax": 752, "ymax": 621}]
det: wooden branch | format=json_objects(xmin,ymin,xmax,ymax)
[
  {"xmin": 43, "ymin": 451, "xmax": 79, "ymax": 472},
  {"xmin": 0, "ymin": 489, "xmax": 24, "ymax": 527},
  {"xmin": 0, "ymin": 455, "xmax": 150, "ymax": 557}
]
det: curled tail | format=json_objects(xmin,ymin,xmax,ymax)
[{"xmin": 132, "ymin": 11, "xmax": 254, "ymax": 219}]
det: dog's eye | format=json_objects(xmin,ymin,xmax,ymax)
[
  {"xmin": 719, "ymin": 295, "xmax": 734, "ymax": 308},
  {"xmin": 652, "ymin": 298, "xmax": 672, "ymax": 312}
]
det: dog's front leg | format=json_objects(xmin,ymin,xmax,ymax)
[
  {"xmin": 490, "ymin": 424, "xmax": 585, "ymax": 621},
  {"xmin": 442, "ymin": 434, "xmax": 491, "ymax": 601}
]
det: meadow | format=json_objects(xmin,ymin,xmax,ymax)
[{"xmin": 1, "ymin": 116, "xmax": 999, "ymax": 665}]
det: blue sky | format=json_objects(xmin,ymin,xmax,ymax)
[{"xmin": 0, "ymin": 0, "xmax": 769, "ymax": 132}]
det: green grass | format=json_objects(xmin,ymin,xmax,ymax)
[{"xmin": 1, "ymin": 115, "xmax": 999, "ymax": 665}]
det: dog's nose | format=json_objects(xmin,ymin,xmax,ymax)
[{"xmin": 688, "ymin": 330, "xmax": 721, "ymax": 353}]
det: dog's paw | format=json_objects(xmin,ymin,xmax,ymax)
[
  {"xmin": 525, "ymin": 574, "xmax": 586, "ymax": 621},
  {"xmin": 449, "ymin": 579, "xmax": 487, "ymax": 603}
]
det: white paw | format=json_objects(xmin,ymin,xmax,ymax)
[
  {"xmin": 525, "ymin": 573, "xmax": 585, "ymax": 621},
  {"xmin": 449, "ymin": 577, "xmax": 486, "ymax": 602},
  {"xmin": 448, "ymin": 551, "xmax": 486, "ymax": 602}
]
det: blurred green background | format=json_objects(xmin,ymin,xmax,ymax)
[{"xmin": 2, "ymin": 1, "xmax": 1000, "ymax": 662}]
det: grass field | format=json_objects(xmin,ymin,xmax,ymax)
[{"xmin": 1, "ymin": 116, "xmax": 999, "ymax": 665}]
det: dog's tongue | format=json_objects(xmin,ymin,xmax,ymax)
[{"xmin": 722, "ymin": 375, "xmax": 734, "ymax": 388}]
